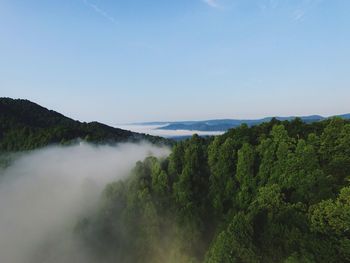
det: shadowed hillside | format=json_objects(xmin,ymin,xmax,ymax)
[{"xmin": 0, "ymin": 98, "xmax": 169, "ymax": 152}]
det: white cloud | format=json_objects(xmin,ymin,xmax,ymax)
[
  {"xmin": 82, "ymin": 0, "xmax": 117, "ymax": 24},
  {"xmin": 202, "ymin": 0, "xmax": 220, "ymax": 8},
  {"xmin": 293, "ymin": 9, "xmax": 306, "ymax": 21},
  {"xmin": 258, "ymin": 0, "xmax": 323, "ymax": 22},
  {"xmin": 293, "ymin": 0, "xmax": 323, "ymax": 21}
]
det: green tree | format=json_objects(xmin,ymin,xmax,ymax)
[
  {"xmin": 208, "ymin": 137, "xmax": 237, "ymax": 216},
  {"xmin": 309, "ymin": 187, "xmax": 350, "ymax": 262},
  {"xmin": 236, "ymin": 143, "xmax": 256, "ymax": 210}
]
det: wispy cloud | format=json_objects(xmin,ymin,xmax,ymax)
[
  {"xmin": 292, "ymin": 0, "xmax": 323, "ymax": 21},
  {"xmin": 293, "ymin": 9, "xmax": 306, "ymax": 21},
  {"xmin": 259, "ymin": 0, "xmax": 323, "ymax": 22},
  {"xmin": 82, "ymin": 0, "xmax": 117, "ymax": 24},
  {"xmin": 259, "ymin": 0, "xmax": 279, "ymax": 13},
  {"xmin": 202, "ymin": 0, "xmax": 220, "ymax": 8}
]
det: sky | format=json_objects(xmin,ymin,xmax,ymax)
[{"xmin": 0, "ymin": 0, "xmax": 349, "ymax": 124}]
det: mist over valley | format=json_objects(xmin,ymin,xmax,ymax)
[{"xmin": 1, "ymin": 0, "xmax": 350, "ymax": 261}]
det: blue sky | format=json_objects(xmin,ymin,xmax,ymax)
[{"xmin": 1, "ymin": 0, "xmax": 349, "ymax": 124}]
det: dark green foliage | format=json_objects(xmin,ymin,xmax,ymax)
[
  {"xmin": 308, "ymin": 187, "xmax": 350, "ymax": 262},
  {"xmin": 0, "ymin": 98, "xmax": 170, "ymax": 152},
  {"xmin": 208, "ymin": 137, "xmax": 237, "ymax": 216},
  {"xmin": 75, "ymin": 118, "xmax": 350, "ymax": 262}
]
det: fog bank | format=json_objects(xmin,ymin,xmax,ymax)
[
  {"xmin": 0, "ymin": 142, "xmax": 169, "ymax": 263},
  {"xmin": 115, "ymin": 124, "xmax": 224, "ymax": 137}
]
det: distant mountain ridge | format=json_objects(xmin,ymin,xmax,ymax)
[
  {"xmin": 0, "ymin": 98, "xmax": 168, "ymax": 152},
  {"xmin": 138, "ymin": 114, "xmax": 349, "ymax": 132}
]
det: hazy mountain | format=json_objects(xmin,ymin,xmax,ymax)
[
  {"xmin": 337, "ymin": 113, "xmax": 350, "ymax": 119},
  {"xmin": 0, "ymin": 98, "xmax": 169, "ymax": 152},
  {"xmin": 144, "ymin": 114, "xmax": 348, "ymax": 132}
]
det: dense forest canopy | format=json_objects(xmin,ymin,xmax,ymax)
[
  {"xmin": 76, "ymin": 117, "xmax": 350, "ymax": 263},
  {"xmin": 1, "ymin": 98, "xmax": 349, "ymax": 262},
  {"xmin": 0, "ymin": 98, "xmax": 168, "ymax": 152}
]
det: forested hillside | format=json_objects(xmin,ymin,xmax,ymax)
[
  {"xmin": 77, "ymin": 117, "xmax": 350, "ymax": 263},
  {"xmin": 0, "ymin": 98, "xmax": 168, "ymax": 152}
]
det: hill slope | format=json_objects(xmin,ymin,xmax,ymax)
[
  {"xmin": 79, "ymin": 117, "xmax": 350, "ymax": 263},
  {"xmin": 0, "ymin": 98, "xmax": 168, "ymax": 152}
]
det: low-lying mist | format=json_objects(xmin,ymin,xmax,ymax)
[{"xmin": 0, "ymin": 142, "xmax": 170, "ymax": 263}]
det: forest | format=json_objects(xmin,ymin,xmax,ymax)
[
  {"xmin": 76, "ymin": 117, "xmax": 350, "ymax": 263},
  {"xmin": 1, "ymin": 98, "xmax": 349, "ymax": 262}
]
